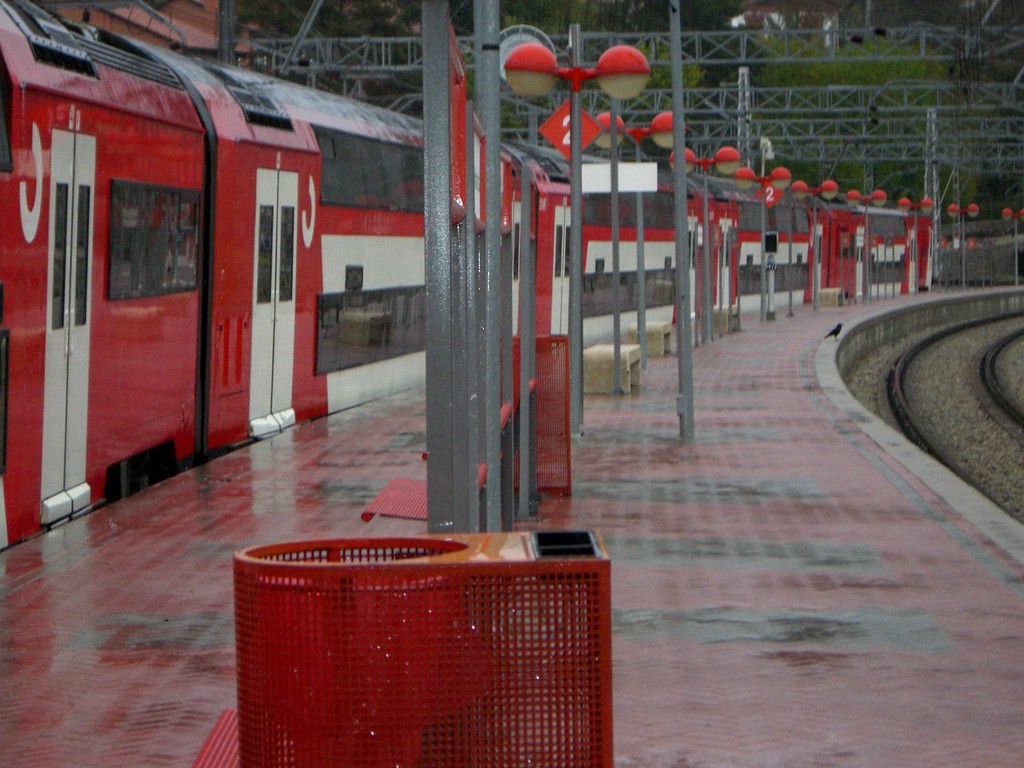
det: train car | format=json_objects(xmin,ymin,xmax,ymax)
[
  {"xmin": 862, "ymin": 205, "xmax": 910, "ymax": 299},
  {"xmin": 0, "ymin": 1, "xmax": 444, "ymax": 547},
  {"xmin": 511, "ymin": 144, "xmax": 572, "ymax": 337},
  {"xmin": 733, "ymin": 185, "xmax": 812, "ymax": 315},
  {"xmin": 581, "ymin": 165, "xmax": 683, "ymax": 338},
  {"xmin": 510, "ymin": 142, "xmax": 719, "ymax": 341},
  {"xmin": 813, "ymin": 201, "xmax": 920, "ymax": 303},
  {"xmin": 1, "ymin": 0, "xmax": 207, "ymax": 543},
  {"xmin": 144, "ymin": 52, "xmax": 429, "ymax": 448},
  {"xmin": 905, "ymin": 209, "xmax": 934, "ymax": 292}
]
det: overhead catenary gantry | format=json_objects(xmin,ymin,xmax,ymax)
[{"xmin": 244, "ymin": 25, "xmax": 1024, "ymax": 177}]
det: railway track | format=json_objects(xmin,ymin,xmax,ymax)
[{"xmin": 886, "ymin": 313, "xmax": 1024, "ymax": 524}]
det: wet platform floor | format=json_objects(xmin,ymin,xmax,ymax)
[{"xmin": 3, "ymin": 292, "xmax": 1024, "ymax": 767}]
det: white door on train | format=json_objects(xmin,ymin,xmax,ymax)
[
  {"xmin": 41, "ymin": 129, "xmax": 95, "ymax": 524},
  {"xmin": 249, "ymin": 167, "xmax": 297, "ymax": 438},
  {"xmin": 551, "ymin": 203, "xmax": 571, "ymax": 334}
]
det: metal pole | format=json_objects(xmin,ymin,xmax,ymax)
[
  {"xmin": 1015, "ymin": 217, "xmax": 1020, "ymax": 288},
  {"xmin": 718, "ymin": 223, "xmax": 728, "ymax": 335},
  {"xmin": 476, "ymin": 0, "xmax": 503, "ymax": 530},
  {"xmin": 864, "ymin": 206, "xmax": 871, "ymax": 302},
  {"xmin": 517, "ymin": 154, "xmax": 538, "ymax": 520},
  {"xmin": 812, "ymin": 193, "xmax": 820, "ymax": 310},
  {"xmin": 569, "ymin": 23, "xmax": 584, "ymax": 436},
  {"xmin": 701, "ymin": 169, "xmax": 713, "ymax": 342},
  {"xmin": 787, "ymin": 202, "xmax": 794, "ymax": 317},
  {"xmin": 961, "ymin": 213, "xmax": 967, "ymax": 288},
  {"xmin": 670, "ymin": 0, "xmax": 695, "ymax": 440},
  {"xmin": 759, "ymin": 184, "xmax": 768, "ymax": 321},
  {"xmin": 635, "ymin": 141, "xmax": 648, "ymax": 370},
  {"xmin": 463, "ymin": 103, "xmax": 481, "ymax": 531},
  {"xmin": 611, "ymin": 99, "xmax": 623, "ymax": 394},
  {"xmin": 422, "ymin": 0, "xmax": 455, "ymax": 533}
]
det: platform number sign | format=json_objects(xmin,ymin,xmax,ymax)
[{"xmin": 540, "ymin": 100, "xmax": 602, "ymax": 160}]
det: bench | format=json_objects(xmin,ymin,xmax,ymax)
[
  {"xmin": 584, "ymin": 343, "xmax": 642, "ymax": 394},
  {"xmin": 819, "ymin": 288, "xmax": 844, "ymax": 307},
  {"xmin": 713, "ymin": 305, "xmax": 741, "ymax": 334},
  {"xmin": 627, "ymin": 321, "xmax": 672, "ymax": 357}
]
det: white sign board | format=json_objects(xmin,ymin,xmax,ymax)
[{"xmin": 581, "ymin": 162, "xmax": 659, "ymax": 194}]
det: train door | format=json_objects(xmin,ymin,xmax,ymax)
[
  {"xmin": 249, "ymin": 167, "xmax": 297, "ymax": 438},
  {"xmin": 550, "ymin": 203, "xmax": 571, "ymax": 334},
  {"xmin": 40, "ymin": 129, "xmax": 95, "ymax": 524},
  {"xmin": 906, "ymin": 225, "xmax": 919, "ymax": 294}
]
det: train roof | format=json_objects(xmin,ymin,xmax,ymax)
[
  {"xmin": 139, "ymin": 39, "xmax": 424, "ymax": 152},
  {"xmin": 0, "ymin": 0, "xmax": 201, "ymax": 127}
]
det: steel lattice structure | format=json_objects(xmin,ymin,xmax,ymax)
[{"xmin": 242, "ymin": 26, "xmax": 1024, "ymax": 178}]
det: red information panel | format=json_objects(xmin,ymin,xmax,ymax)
[{"xmin": 540, "ymin": 100, "xmax": 602, "ymax": 160}]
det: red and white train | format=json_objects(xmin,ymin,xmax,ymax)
[
  {"xmin": 0, "ymin": 0, "xmax": 435, "ymax": 545},
  {"xmin": 0, "ymin": 0, "xmax": 932, "ymax": 547}
]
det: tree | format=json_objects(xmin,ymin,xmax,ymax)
[{"xmin": 237, "ymin": 0, "xmax": 414, "ymax": 38}]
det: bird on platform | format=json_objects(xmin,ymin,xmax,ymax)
[{"xmin": 825, "ymin": 323, "xmax": 842, "ymax": 340}]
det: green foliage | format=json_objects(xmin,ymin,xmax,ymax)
[
  {"xmin": 755, "ymin": 36, "xmax": 946, "ymax": 88},
  {"xmin": 237, "ymin": 0, "xmax": 412, "ymax": 37}
]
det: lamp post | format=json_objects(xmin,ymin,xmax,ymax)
[
  {"xmin": 946, "ymin": 202, "xmax": 980, "ymax": 288},
  {"xmin": 734, "ymin": 164, "xmax": 792, "ymax": 321},
  {"xmin": 505, "ymin": 36, "xmax": 651, "ymax": 434},
  {"xmin": 790, "ymin": 179, "xmax": 839, "ymax": 310},
  {"xmin": 680, "ymin": 146, "xmax": 742, "ymax": 342},
  {"xmin": 1001, "ymin": 206, "xmax": 1024, "ymax": 288},
  {"xmin": 898, "ymin": 196, "xmax": 935, "ymax": 294},
  {"xmin": 595, "ymin": 111, "xmax": 673, "ymax": 371}
]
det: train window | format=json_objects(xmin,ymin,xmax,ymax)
[
  {"xmin": 345, "ymin": 265, "xmax": 364, "ymax": 292},
  {"xmin": 0, "ymin": 327, "xmax": 7, "ymax": 475},
  {"xmin": 314, "ymin": 125, "xmax": 424, "ymax": 213},
  {"xmin": 75, "ymin": 186, "xmax": 90, "ymax": 325},
  {"xmin": 738, "ymin": 201, "xmax": 761, "ymax": 231},
  {"xmin": 279, "ymin": 207, "xmax": 295, "ymax": 302},
  {"xmin": 554, "ymin": 226, "xmax": 564, "ymax": 276},
  {"xmin": 316, "ymin": 287, "xmax": 426, "ymax": 374},
  {"xmin": 256, "ymin": 206, "xmax": 273, "ymax": 303},
  {"xmin": 108, "ymin": 180, "xmax": 199, "ymax": 300},
  {"xmin": 52, "ymin": 184, "xmax": 69, "ymax": 330},
  {"xmin": 512, "ymin": 222, "xmax": 521, "ymax": 280}
]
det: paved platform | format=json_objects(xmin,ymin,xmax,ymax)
[{"xmin": 3, "ymin": 292, "xmax": 1024, "ymax": 767}]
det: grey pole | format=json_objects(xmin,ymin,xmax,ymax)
[
  {"xmin": 864, "ymin": 204, "xmax": 872, "ymax": 302},
  {"xmin": 516, "ymin": 153, "xmax": 538, "ymax": 520},
  {"xmin": 422, "ymin": 0, "xmax": 455, "ymax": 532},
  {"xmin": 787, "ymin": 202, "xmax": 794, "ymax": 317},
  {"xmin": 701, "ymin": 169, "xmax": 713, "ymax": 342},
  {"xmin": 635, "ymin": 140, "xmax": 648, "ymax": 370},
  {"xmin": 476, "ymin": 0, "xmax": 503, "ymax": 530},
  {"xmin": 1015, "ymin": 216, "xmax": 1020, "ymax": 288},
  {"xmin": 569, "ymin": 23, "xmax": 584, "ymax": 436},
  {"xmin": 670, "ymin": 1, "xmax": 695, "ymax": 440},
  {"xmin": 611, "ymin": 99, "xmax": 624, "ymax": 394},
  {"xmin": 812, "ymin": 193, "xmax": 820, "ymax": 310},
  {"xmin": 463, "ymin": 102, "xmax": 481, "ymax": 531},
  {"xmin": 759, "ymin": 188, "xmax": 768, "ymax": 321}
]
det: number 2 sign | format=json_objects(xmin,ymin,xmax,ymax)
[{"xmin": 539, "ymin": 100, "xmax": 603, "ymax": 160}]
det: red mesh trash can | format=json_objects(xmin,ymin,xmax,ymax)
[{"xmin": 234, "ymin": 532, "xmax": 611, "ymax": 767}]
